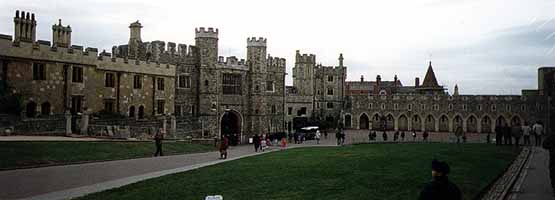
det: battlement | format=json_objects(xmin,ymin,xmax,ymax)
[
  {"xmin": 195, "ymin": 27, "xmax": 218, "ymax": 38},
  {"xmin": 247, "ymin": 37, "xmax": 267, "ymax": 47},
  {"xmin": 267, "ymin": 55, "xmax": 286, "ymax": 70},
  {"xmin": 295, "ymin": 50, "xmax": 316, "ymax": 64}
]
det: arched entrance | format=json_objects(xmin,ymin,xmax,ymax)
[
  {"xmin": 467, "ymin": 116, "xmax": 477, "ymax": 133},
  {"xmin": 344, "ymin": 114, "xmax": 352, "ymax": 129},
  {"xmin": 425, "ymin": 115, "xmax": 435, "ymax": 132},
  {"xmin": 398, "ymin": 115, "xmax": 408, "ymax": 131},
  {"xmin": 372, "ymin": 113, "xmax": 380, "ymax": 130},
  {"xmin": 359, "ymin": 113, "xmax": 369, "ymax": 129},
  {"xmin": 439, "ymin": 115, "xmax": 449, "ymax": 132},
  {"xmin": 26, "ymin": 101, "xmax": 37, "ymax": 118},
  {"xmin": 221, "ymin": 110, "xmax": 242, "ymax": 146},
  {"xmin": 385, "ymin": 114, "xmax": 394, "ymax": 131},
  {"xmin": 412, "ymin": 115, "xmax": 422, "ymax": 131},
  {"xmin": 481, "ymin": 116, "xmax": 492, "ymax": 133}
]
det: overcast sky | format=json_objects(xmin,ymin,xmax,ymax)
[{"xmin": 1, "ymin": 0, "xmax": 555, "ymax": 95}]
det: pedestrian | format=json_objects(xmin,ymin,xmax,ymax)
[
  {"xmin": 154, "ymin": 128, "xmax": 164, "ymax": 157},
  {"xmin": 324, "ymin": 130, "xmax": 328, "ymax": 140},
  {"xmin": 412, "ymin": 130, "xmax": 417, "ymax": 141},
  {"xmin": 341, "ymin": 129, "xmax": 346, "ymax": 145},
  {"xmin": 511, "ymin": 124, "xmax": 522, "ymax": 146},
  {"xmin": 368, "ymin": 130, "xmax": 372, "ymax": 142},
  {"xmin": 503, "ymin": 124, "xmax": 512, "ymax": 145},
  {"xmin": 423, "ymin": 131, "xmax": 429, "ymax": 142},
  {"xmin": 288, "ymin": 132, "xmax": 293, "ymax": 143},
  {"xmin": 462, "ymin": 132, "xmax": 467, "ymax": 144},
  {"xmin": 219, "ymin": 135, "xmax": 229, "ymax": 159},
  {"xmin": 294, "ymin": 132, "xmax": 299, "ymax": 144},
  {"xmin": 253, "ymin": 134, "xmax": 261, "ymax": 152},
  {"xmin": 418, "ymin": 159, "xmax": 462, "ymax": 200},
  {"xmin": 486, "ymin": 132, "xmax": 491, "ymax": 144},
  {"xmin": 280, "ymin": 137, "xmax": 287, "ymax": 150},
  {"xmin": 533, "ymin": 121, "xmax": 544, "ymax": 147},
  {"xmin": 455, "ymin": 127, "xmax": 463, "ymax": 144},
  {"xmin": 315, "ymin": 130, "xmax": 321, "ymax": 144},
  {"xmin": 261, "ymin": 135, "xmax": 267, "ymax": 151},
  {"xmin": 522, "ymin": 122, "xmax": 531, "ymax": 146},
  {"xmin": 495, "ymin": 124, "xmax": 503, "ymax": 145},
  {"xmin": 401, "ymin": 131, "xmax": 406, "ymax": 142},
  {"xmin": 382, "ymin": 131, "xmax": 388, "ymax": 141},
  {"xmin": 542, "ymin": 132, "xmax": 555, "ymax": 193},
  {"xmin": 336, "ymin": 129, "xmax": 341, "ymax": 145},
  {"xmin": 394, "ymin": 131, "xmax": 399, "ymax": 142}
]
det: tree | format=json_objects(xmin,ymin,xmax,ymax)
[{"xmin": 0, "ymin": 80, "xmax": 22, "ymax": 115}]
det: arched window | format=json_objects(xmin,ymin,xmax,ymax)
[
  {"xmin": 26, "ymin": 101, "xmax": 37, "ymax": 118},
  {"xmin": 138, "ymin": 106, "xmax": 145, "ymax": 119},
  {"xmin": 129, "ymin": 106, "xmax": 136, "ymax": 118}
]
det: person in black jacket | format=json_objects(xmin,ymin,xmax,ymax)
[
  {"xmin": 253, "ymin": 134, "xmax": 261, "ymax": 152},
  {"xmin": 154, "ymin": 128, "xmax": 164, "ymax": 157},
  {"xmin": 503, "ymin": 124, "xmax": 512, "ymax": 145},
  {"xmin": 494, "ymin": 124, "xmax": 503, "ymax": 145},
  {"xmin": 419, "ymin": 159, "xmax": 462, "ymax": 200}
]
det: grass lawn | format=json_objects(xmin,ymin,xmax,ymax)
[
  {"xmin": 76, "ymin": 143, "xmax": 519, "ymax": 200},
  {"xmin": 0, "ymin": 141, "xmax": 214, "ymax": 169}
]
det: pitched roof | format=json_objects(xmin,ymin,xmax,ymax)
[{"xmin": 421, "ymin": 61, "xmax": 440, "ymax": 88}]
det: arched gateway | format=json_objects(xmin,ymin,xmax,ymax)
[{"xmin": 221, "ymin": 110, "xmax": 242, "ymax": 146}]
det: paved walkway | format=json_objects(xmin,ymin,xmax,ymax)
[
  {"xmin": 511, "ymin": 147, "xmax": 555, "ymax": 200},
  {"xmin": 1, "ymin": 138, "xmax": 336, "ymax": 200}
]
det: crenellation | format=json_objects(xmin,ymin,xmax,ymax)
[{"xmin": 195, "ymin": 27, "xmax": 218, "ymax": 38}]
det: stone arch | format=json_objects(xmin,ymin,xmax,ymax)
[
  {"xmin": 371, "ymin": 112, "xmax": 381, "ymax": 130},
  {"xmin": 510, "ymin": 115, "xmax": 522, "ymax": 126},
  {"xmin": 398, "ymin": 114, "xmax": 408, "ymax": 131},
  {"xmin": 439, "ymin": 114, "xmax": 449, "ymax": 132},
  {"xmin": 129, "ymin": 106, "xmax": 136, "ymax": 118},
  {"xmin": 220, "ymin": 109, "xmax": 243, "ymax": 145},
  {"xmin": 138, "ymin": 105, "xmax": 145, "ymax": 119},
  {"xmin": 41, "ymin": 102, "xmax": 51, "ymax": 116},
  {"xmin": 344, "ymin": 114, "xmax": 352, "ymax": 129},
  {"xmin": 412, "ymin": 114, "xmax": 422, "ymax": 131},
  {"xmin": 359, "ymin": 113, "xmax": 370, "ymax": 129},
  {"xmin": 26, "ymin": 101, "xmax": 37, "ymax": 118},
  {"xmin": 496, "ymin": 115, "xmax": 507, "ymax": 126},
  {"xmin": 481, "ymin": 115, "xmax": 492, "ymax": 133},
  {"xmin": 385, "ymin": 113, "xmax": 395, "ymax": 131},
  {"xmin": 425, "ymin": 114, "xmax": 435, "ymax": 132},
  {"xmin": 466, "ymin": 115, "xmax": 478, "ymax": 133}
]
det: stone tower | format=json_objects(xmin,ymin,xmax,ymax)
[
  {"xmin": 52, "ymin": 19, "xmax": 71, "ymax": 48},
  {"xmin": 195, "ymin": 27, "xmax": 219, "ymax": 114},
  {"xmin": 128, "ymin": 21, "xmax": 142, "ymax": 59},
  {"xmin": 293, "ymin": 50, "xmax": 316, "ymax": 96},
  {"xmin": 13, "ymin": 10, "xmax": 36, "ymax": 42},
  {"xmin": 247, "ymin": 37, "xmax": 268, "ymax": 132}
]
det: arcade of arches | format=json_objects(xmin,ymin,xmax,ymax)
[{"xmin": 347, "ymin": 113, "xmax": 525, "ymax": 133}]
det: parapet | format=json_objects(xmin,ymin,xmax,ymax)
[
  {"xmin": 195, "ymin": 27, "xmax": 218, "ymax": 39},
  {"xmin": 247, "ymin": 37, "xmax": 267, "ymax": 47},
  {"xmin": 295, "ymin": 50, "xmax": 316, "ymax": 64}
]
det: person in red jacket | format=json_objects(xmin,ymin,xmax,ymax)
[{"xmin": 219, "ymin": 135, "xmax": 229, "ymax": 159}]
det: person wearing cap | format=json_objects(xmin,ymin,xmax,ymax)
[{"xmin": 419, "ymin": 159, "xmax": 462, "ymax": 200}]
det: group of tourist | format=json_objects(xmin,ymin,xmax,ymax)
[
  {"xmin": 252, "ymin": 134, "xmax": 287, "ymax": 152},
  {"xmin": 494, "ymin": 121, "xmax": 544, "ymax": 146},
  {"xmin": 367, "ymin": 129, "xmax": 431, "ymax": 143},
  {"xmin": 335, "ymin": 129, "xmax": 346, "ymax": 145}
]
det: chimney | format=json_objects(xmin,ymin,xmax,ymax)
[
  {"xmin": 360, "ymin": 75, "xmax": 364, "ymax": 82},
  {"xmin": 415, "ymin": 77, "xmax": 420, "ymax": 87}
]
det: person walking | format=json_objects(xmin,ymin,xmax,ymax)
[
  {"xmin": 394, "ymin": 131, "xmax": 399, "ymax": 142},
  {"xmin": 280, "ymin": 137, "xmax": 287, "ymax": 150},
  {"xmin": 495, "ymin": 124, "xmax": 503, "ymax": 145},
  {"xmin": 382, "ymin": 131, "xmax": 388, "ymax": 142},
  {"xmin": 522, "ymin": 122, "xmax": 531, "ymax": 146},
  {"xmin": 412, "ymin": 130, "xmax": 417, "ymax": 142},
  {"xmin": 533, "ymin": 121, "xmax": 544, "ymax": 147},
  {"xmin": 340, "ymin": 129, "xmax": 346, "ymax": 145},
  {"xmin": 324, "ymin": 130, "xmax": 328, "ymax": 140},
  {"xmin": 511, "ymin": 124, "xmax": 522, "ymax": 146},
  {"xmin": 368, "ymin": 130, "xmax": 373, "ymax": 142},
  {"xmin": 455, "ymin": 127, "xmax": 463, "ymax": 144},
  {"xmin": 315, "ymin": 130, "xmax": 321, "ymax": 144},
  {"xmin": 418, "ymin": 159, "xmax": 462, "ymax": 200},
  {"xmin": 543, "ymin": 132, "xmax": 555, "ymax": 194},
  {"xmin": 503, "ymin": 124, "xmax": 512, "ymax": 145},
  {"xmin": 253, "ymin": 134, "xmax": 261, "ymax": 152},
  {"xmin": 219, "ymin": 135, "xmax": 229, "ymax": 159},
  {"xmin": 261, "ymin": 135, "xmax": 267, "ymax": 151},
  {"xmin": 423, "ymin": 131, "xmax": 429, "ymax": 143},
  {"xmin": 154, "ymin": 128, "xmax": 164, "ymax": 157},
  {"xmin": 336, "ymin": 129, "xmax": 341, "ymax": 145}
]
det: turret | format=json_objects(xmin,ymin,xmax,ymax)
[
  {"xmin": 52, "ymin": 19, "xmax": 72, "ymax": 48},
  {"xmin": 195, "ymin": 27, "xmax": 219, "ymax": 63},
  {"xmin": 454, "ymin": 84, "xmax": 459, "ymax": 96},
  {"xmin": 415, "ymin": 77, "xmax": 420, "ymax": 87},
  {"xmin": 339, "ymin": 53, "xmax": 344, "ymax": 67},
  {"xmin": 13, "ymin": 10, "xmax": 37, "ymax": 42},
  {"xmin": 247, "ymin": 37, "xmax": 267, "ymax": 71},
  {"xmin": 360, "ymin": 75, "xmax": 364, "ymax": 82},
  {"xmin": 128, "ymin": 21, "xmax": 142, "ymax": 59},
  {"xmin": 394, "ymin": 75, "xmax": 398, "ymax": 86}
]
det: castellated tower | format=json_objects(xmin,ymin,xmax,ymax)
[
  {"xmin": 247, "ymin": 37, "xmax": 267, "ymax": 73},
  {"xmin": 194, "ymin": 27, "xmax": 219, "ymax": 114},
  {"xmin": 13, "ymin": 10, "xmax": 37, "ymax": 42},
  {"xmin": 293, "ymin": 50, "xmax": 316, "ymax": 96},
  {"xmin": 52, "ymin": 19, "xmax": 71, "ymax": 48},
  {"xmin": 128, "ymin": 21, "xmax": 142, "ymax": 59}
]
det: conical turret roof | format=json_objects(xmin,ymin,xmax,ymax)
[{"xmin": 421, "ymin": 61, "xmax": 440, "ymax": 88}]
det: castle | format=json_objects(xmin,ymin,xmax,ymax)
[{"xmin": 0, "ymin": 10, "xmax": 553, "ymax": 141}]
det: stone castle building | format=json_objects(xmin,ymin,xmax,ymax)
[{"xmin": 1, "ymin": 9, "xmax": 553, "ymax": 139}]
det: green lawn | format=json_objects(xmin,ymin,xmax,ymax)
[
  {"xmin": 0, "ymin": 141, "xmax": 214, "ymax": 169},
  {"xmin": 76, "ymin": 143, "xmax": 519, "ymax": 200}
]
